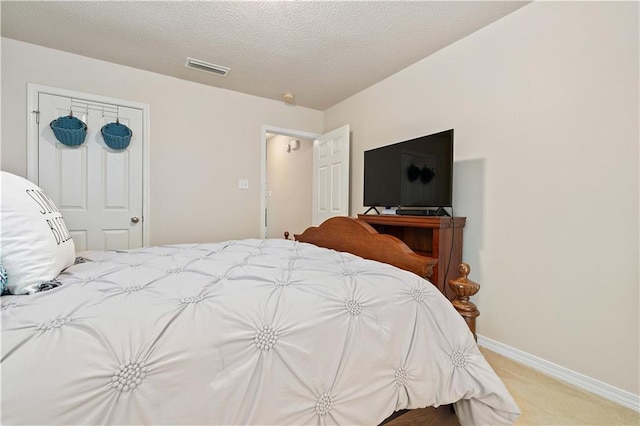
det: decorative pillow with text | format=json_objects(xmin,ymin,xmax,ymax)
[
  {"xmin": 0, "ymin": 263, "xmax": 7, "ymax": 295},
  {"xmin": 0, "ymin": 172, "xmax": 75, "ymax": 294}
]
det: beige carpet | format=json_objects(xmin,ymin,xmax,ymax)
[{"xmin": 480, "ymin": 347, "xmax": 640, "ymax": 425}]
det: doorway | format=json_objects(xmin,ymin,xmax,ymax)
[
  {"xmin": 265, "ymin": 134, "xmax": 314, "ymax": 239},
  {"xmin": 260, "ymin": 124, "xmax": 351, "ymax": 239},
  {"xmin": 261, "ymin": 126, "xmax": 318, "ymax": 239}
]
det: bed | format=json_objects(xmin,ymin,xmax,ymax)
[{"xmin": 1, "ymin": 172, "xmax": 519, "ymax": 425}]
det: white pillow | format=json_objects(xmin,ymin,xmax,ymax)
[{"xmin": 0, "ymin": 172, "xmax": 75, "ymax": 294}]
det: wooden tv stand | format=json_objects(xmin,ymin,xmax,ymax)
[{"xmin": 357, "ymin": 214, "xmax": 466, "ymax": 300}]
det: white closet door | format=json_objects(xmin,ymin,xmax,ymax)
[{"xmin": 38, "ymin": 93, "xmax": 144, "ymax": 252}]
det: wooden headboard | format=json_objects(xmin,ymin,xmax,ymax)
[
  {"xmin": 291, "ymin": 216, "xmax": 480, "ymax": 339},
  {"xmin": 293, "ymin": 216, "xmax": 437, "ymax": 279}
]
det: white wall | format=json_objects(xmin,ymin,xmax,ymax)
[
  {"xmin": 266, "ymin": 135, "xmax": 313, "ymax": 239},
  {"xmin": 324, "ymin": 2, "xmax": 639, "ymax": 395},
  {"xmin": 1, "ymin": 38, "xmax": 323, "ymax": 244}
]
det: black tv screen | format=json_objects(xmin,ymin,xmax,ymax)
[{"xmin": 363, "ymin": 129, "xmax": 453, "ymax": 208}]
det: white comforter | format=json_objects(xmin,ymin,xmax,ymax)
[{"xmin": 1, "ymin": 239, "xmax": 519, "ymax": 425}]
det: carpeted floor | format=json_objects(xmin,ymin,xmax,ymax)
[{"xmin": 480, "ymin": 347, "xmax": 640, "ymax": 425}]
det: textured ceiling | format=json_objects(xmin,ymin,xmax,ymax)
[{"xmin": 1, "ymin": 1, "xmax": 528, "ymax": 110}]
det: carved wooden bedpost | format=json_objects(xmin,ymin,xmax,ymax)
[{"xmin": 448, "ymin": 263, "xmax": 480, "ymax": 341}]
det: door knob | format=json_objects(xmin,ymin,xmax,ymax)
[{"xmin": 131, "ymin": 216, "xmax": 140, "ymax": 224}]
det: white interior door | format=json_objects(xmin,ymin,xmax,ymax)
[
  {"xmin": 312, "ymin": 125, "xmax": 350, "ymax": 226},
  {"xmin": 37, "ymin": 93, "xmax": 144, "ymax": 252}
]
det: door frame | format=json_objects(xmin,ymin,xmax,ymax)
[
  {"xmin": 260, "ymin": 125, "xmax": 319, "ymax": 239},
  {"xmin": 27, "ymin": 83, "xmax": 152, "ymax": 247}
]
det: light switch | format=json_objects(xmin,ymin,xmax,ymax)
[{"xmin": 238, "ymin": 179, "xmax": 249, "ymax": 189}]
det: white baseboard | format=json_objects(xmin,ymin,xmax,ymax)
[{"xmin": 477, "ymin": 334, "xmax": 640, "ymax": 412}]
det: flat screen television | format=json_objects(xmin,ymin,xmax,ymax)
[{"xmin": 363, "ymin": 129, "xmax": 453, "ymax": 211}]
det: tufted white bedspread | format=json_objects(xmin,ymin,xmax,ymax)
[{"xmin": 1, "ymin": 239, "xmax": 519, "ymax": 425}]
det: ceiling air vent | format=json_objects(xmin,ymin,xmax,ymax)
[{"xmin": 185, "ymin": 57, "xmax": 230, "ymax": 77}]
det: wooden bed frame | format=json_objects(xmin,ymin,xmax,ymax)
[{"xmin": 287, "ymin": 216, "xmax": 480, "ymax": 339}]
